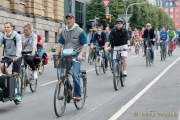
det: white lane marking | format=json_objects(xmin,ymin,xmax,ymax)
[
  {"xmin": 40, "ymin": 80, "xmax": 58, "ymax": 87},
  {"xmin": 40, "ymin": 68, "xmax": 95, "ymax": 87},
  {"xmin": 178, "ymin": 109, "xmax": 180, "ymax": 120},
  {"xmin": 108, "ymin": 57, "xmax": 180, "ymax": 120}
]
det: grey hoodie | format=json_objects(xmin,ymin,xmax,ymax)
[{"xmin": 0, "ymin": 31, "xmax": 22, "ymax": 58}]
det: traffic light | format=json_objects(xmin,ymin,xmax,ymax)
[{"xmin": 105, "ymin": 14, "xmax": 111, "ymax": 22}]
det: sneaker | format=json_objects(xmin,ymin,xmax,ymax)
[
  {"xmin": 123, "ymin": 71, "xmax": 127, "ymax": 77},
  {"xmin": 33, "ymin": 70, "xmax": 38, "ymax": 79},
  {"xmin": 15, "ymin": 95, "xmax": 22, "ymax": 102}
]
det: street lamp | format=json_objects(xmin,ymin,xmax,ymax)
[{"xmin": 125, "ymin": 2, "xmax": 147, "ymax": 29}]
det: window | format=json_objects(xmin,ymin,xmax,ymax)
[
  {"xmin": 45, "ymin": 31, "xmax": 49, "ymax": 43},
  {"xmin": 75, "ymin": 1, "xmax": 84, "ymax": 28},
  {"xmin": 55, "ymin": 32, "xmax": 58, "ymax": 43}
]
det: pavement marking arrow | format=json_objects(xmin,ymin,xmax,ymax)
[
  {"xmin": 108, "ymin": 57, "xmax": 180, "ymax": 120},
  {"xmin": 40, "ymin": 68, "xmax": 95, "ymax": 87}
]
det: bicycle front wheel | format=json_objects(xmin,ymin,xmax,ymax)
[
  {"xmin": 38, "ymin": 61, "xmax": 44, "ymax": 75},
  {"xmin": 74, "ymin": 71, "xmax": 87, "ymax": 110},
  {"xmin": 30, "ymin": 78, "xmax": 37, "ymax": 92},
  {"xmin": 113, "ymin": 61, "xmax": 121, "ymax": 91},
  {"xmin": 54, "ymin": 80, "xmax": 66, "ymax": 117}
]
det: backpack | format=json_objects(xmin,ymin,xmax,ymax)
[
  {"xmin": 2, "ymin": 36, "xmax": 16, "ymax": 56},
  {"xmin": 97, "ymin": 32, "xmax": 105, "ymax": 46},
  {"xmin": 42, "ymin": 53, "xmax": 48, "ymax": 65}
]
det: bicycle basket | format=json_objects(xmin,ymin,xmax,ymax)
[
  {"xmin": 62, "ymin": 49, "xmax": 77, "ymax": 57},
  {"xmin": 0, "ymin": 74, "xmax": 17, "ymax": 98}
]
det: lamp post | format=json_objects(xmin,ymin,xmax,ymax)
[{"xmin": 125, "ymin": 2, "xmax": 147, "ymax": 29}]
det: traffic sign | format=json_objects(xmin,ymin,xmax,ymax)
[{"xmin": 102, "ymin": 0, "xmax": 111, "ymax": 7}]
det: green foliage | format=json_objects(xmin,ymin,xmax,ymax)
[{"xmin": 86, "ymin": 0, "xmax": 175, "ymax": 29}]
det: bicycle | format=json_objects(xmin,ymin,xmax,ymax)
[
  {"xmin": 0, "ymin": 57, "xmax": 21, "ymax": 105},
  {"xmin": 20, "ymin": 52, "xmax": 38, "ymax": 96},
  {"xmin": 53, "ymin": 50, "xmax": 87, "ymax": 117},
  {"xmin": 112, "ymin": 49, "xmax": 126, "ymax": 91},
  {"xmin": 160, "ymin": 41, "xmax": 167, "ymax": 61},
  {"xmin": 145, "ymin": 40, "xmax": 153, "ymax": 67},
  {"xmin": 88, "ymin": 47, "xmax": 96, "ymax": 65},
  {"xmin": 134, "ymin": 41, "xmax": 140, "ymax": 55},
  {"xmin": 95, "ymin": 48, "xmax": 106, "ymax": 75},
  {"xmin": 168, "ymin": 40, "xmax": 174, "ymax": 56}
]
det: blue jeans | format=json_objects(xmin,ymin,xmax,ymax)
[
  {"xmin": 72, "ymin": 59, "xmax": 81, "ymax": 97},
  {"xmin": 58, "ymin": 57, "xmax": 81, "ymax": 97}
]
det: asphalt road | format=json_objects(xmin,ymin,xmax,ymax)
[{"xmin": 0, "ymin": 47, "xmax": 180, "ymax": 120}]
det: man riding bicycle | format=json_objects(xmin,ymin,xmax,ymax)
[
  {"xmin": 55, "ymin": 13, "xmax": 87, "ymax": 101},
  {"xmin": 21, "ymin": 23, "xmax": 38, "ymax": 79},
  {"xmin": 143, "ymin": 23, "xmax": 155, "ymax": 62},
  {"xmin": 0, "ymin": 22, "xmax": 22, "ymax": 102},
  {"xmin": 106, "ymin": 18, "xmax": 128, "ymax": 76},
  {"xmin": 160, "ymin": 27, "xmax": 168, "ymax": 49},
  {"xmin": 90, "ymin": 27, "xmax": 108, "ymax": 69}
]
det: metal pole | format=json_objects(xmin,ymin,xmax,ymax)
[{"xmin": 125, "ymin": 2, "xmax": 147, "ymax": 29}]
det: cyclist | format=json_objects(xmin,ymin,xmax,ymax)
[
  {"xmin": 21, "ymin": 23, "xmax": 38, "ymax": 79},
  {"xmin": 159, "ymin": 27, "xmax": 168, "ymax": 52},
  {"xmin": 143, "ymin": 23, "xmax": 155, "ymax": 62},
  {"xmin": 55, "ymin": 13, "xmax": 87, "ymax": 101},
  {"xmin": 0, "ymin": 22, "xmax": 22, "ymax": 102},
  {"xmin": 90, "ymin": 26, "xmax": 108, "ymax": 69},
  {"xmin": 107, "ymin": 18, "xmax": 128, "ymax": 76},
  {"xmin": 168, "ymin": 28, "xmax": 176, "ymax": 55}
]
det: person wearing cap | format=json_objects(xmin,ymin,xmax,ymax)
[
  {"xmin": 55, "ymin": 13, "xmax": 87, "ymax": 100},
  {"xmin": 107, "ymin": 18, "xmax": 129, "ymax": 76},
  {"xmin": 143, "ymin": 23, "xmax": 155, "ymax": 62},
  {"xmin": 90, "ymin": 26, "xmax": 108, "ymax": 69}
]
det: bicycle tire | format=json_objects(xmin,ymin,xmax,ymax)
[
  {"xmin": 38, "ymin": 62, "xmax": 44, "ymax": 75},
  {"xmin": 54, "ymin": 80, "xmax": 66, "ymax": 117},
  {"xmin": 30, "ymin": 78, "xmax": 37, "ymax": 92},
  {"xmin": 146, "ymin": 49, "xmax": 151, "ymax": 67},
  {"xmin": 119, "ymin": 63, "xmax": 124, "ymax": 87},
  {"xmin": 101, "ymin": 59, "xmax": 106, "ymax": 74},
  {"xmin": 19, "ymin": 68, "xmax": 27, "ymax": 96},
  {"xmin": 95, "ymin": 57, "xmax": 100, "ymax": 75},
  {"xmin": 113, "ymin": 61, "xmax": 121, "ymax": 91},
  {"xmin": 74, "ymin": 72, "xmax": 87, "ymax": 110}
]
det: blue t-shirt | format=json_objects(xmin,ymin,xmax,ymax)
[{"xmin": 160, "ymin": 31, "xmax": 168, "ymax": 41}]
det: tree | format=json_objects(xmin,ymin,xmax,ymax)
[{"xmin": 86, "ymin": 0, "xmax": 175, "ymax": 29}]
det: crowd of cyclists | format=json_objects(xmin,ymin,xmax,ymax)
[
  {"xmin": 0, "ymin": 22, "xmax": 47, "ymax": 103},
  {"xmin": 0, "ymin": 13, "xmax": 180, "ymax": 117}
]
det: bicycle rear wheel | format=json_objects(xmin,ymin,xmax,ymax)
[
  {"xmin": 19, "ymin": 68, "xmax": 27, "ymax": 96},
  {"xmin": 101, "ymin": 59, "xmax": 106, "ymax": 74},
  {"xmin": 74, "ymin": 71, "xmax": 87, "ymax": 110},
  {"xmin": 146, "ymin": 49, "xmax": 151, "ymax": 67},
  {"xmin": 54, "ymin": 80, "xmax": 66, "ymax": 117},
  {"xmin": 113, "ymin": 61, "xmax": 121, "ymax": 91}
]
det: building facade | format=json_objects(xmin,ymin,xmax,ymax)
[
  {"xmin": 148, "ymin": 0, "xmax": 180, "ymax": 29},
  {"xmin": 0, "ymin": 0, "xmax": 64, "ymax": 51},
  {"xmin": 163, "ymin": 0, "xmax": 180, "ymax": 29},
  {"xmin": 64, "ymin": 0, "xmax": 86, "ymax": 29}
]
